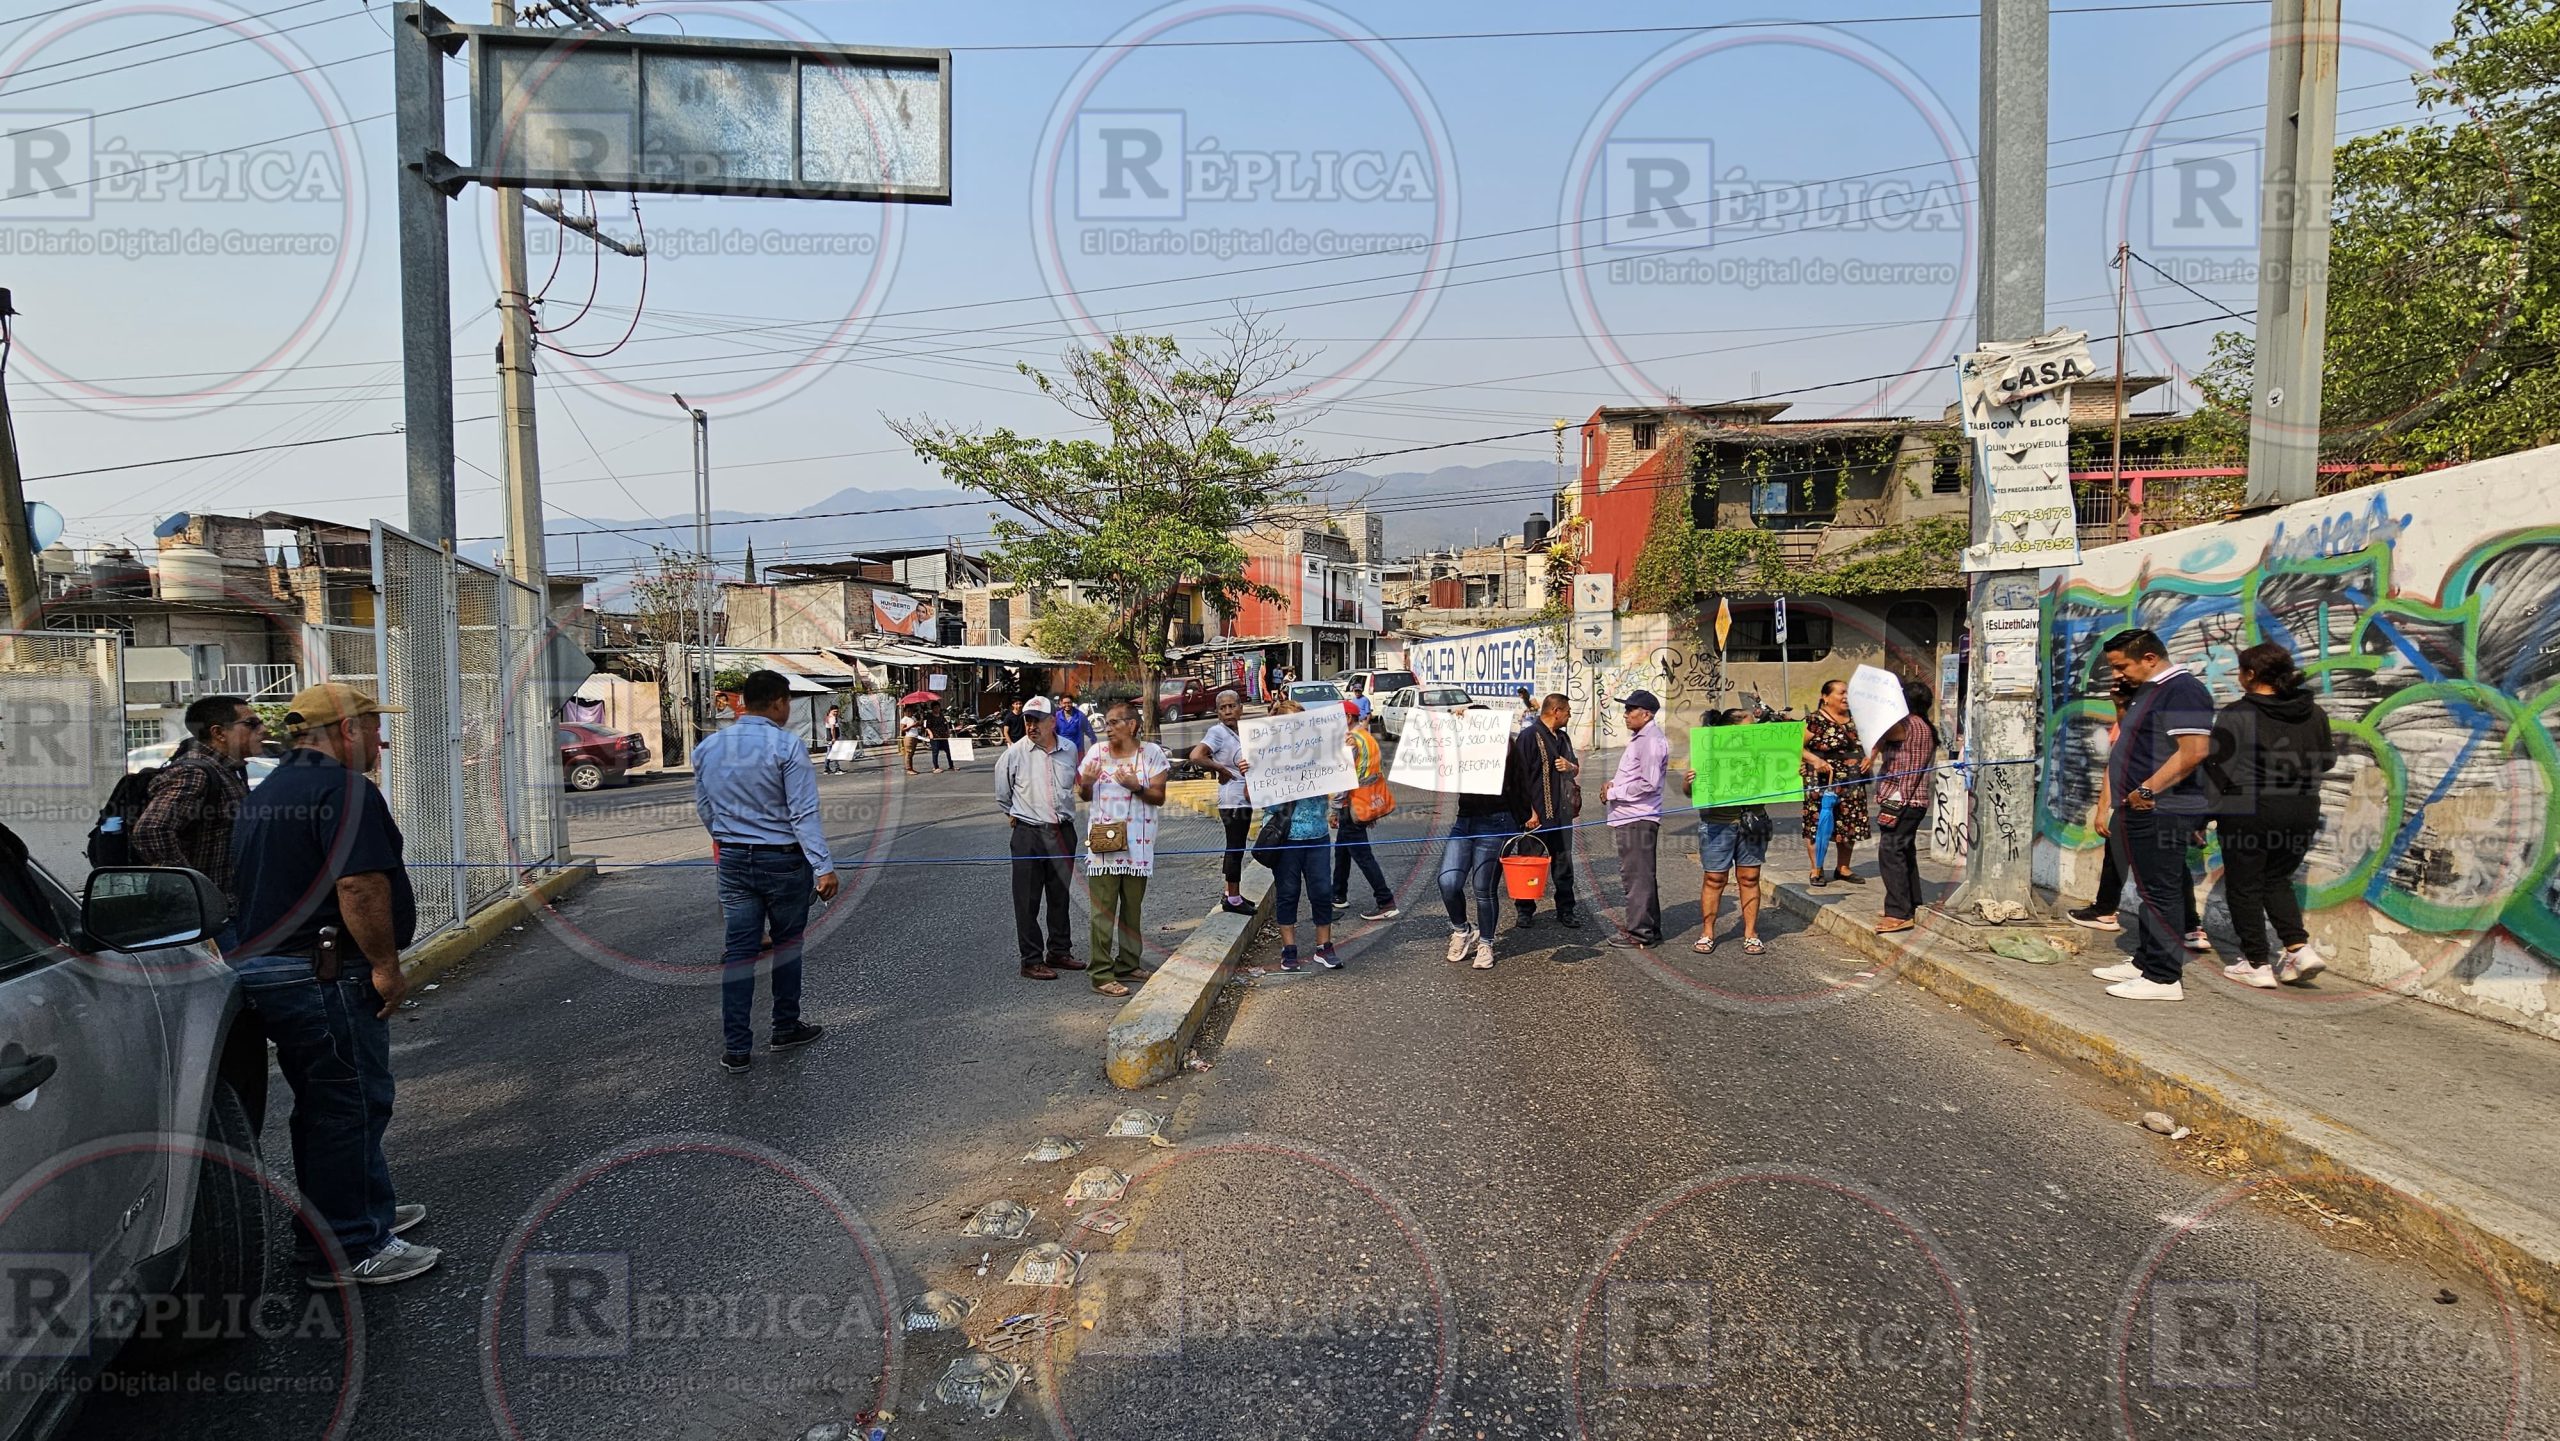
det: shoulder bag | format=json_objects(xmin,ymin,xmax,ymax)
[
  {"xmin": 1347, "ymin": 731, "xmax": 1396, "ymax": 825},
  {"xmin": 1251, "ymin": 809, "xmax": 1293, "ymax": 868}
]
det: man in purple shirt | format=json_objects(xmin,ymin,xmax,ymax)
[{"xmin": 1604, "ymin": 689, "xmax": 1670, "ymax": 949}]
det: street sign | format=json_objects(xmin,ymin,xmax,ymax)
[
  {"xmin": 1572, "ymin": 572, "xmax": 1614, "ymax": 618},
  {"xmin": 1772, "ymin": 594, "xmax": 1787, "ymax": 644},
  {"xmin": 1713, "ymin": 596, "xmax": 1733, "ymax": 652},
  {"xmin": 451, "ymin": 22, "xmax": 952, "ymax": 203}
]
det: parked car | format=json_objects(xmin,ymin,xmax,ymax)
[
  {"xmin": 557, "ymin": 722, "xmax": 649, "ymax": 791},
  {"xmin": 1282, "ymin": 680, "xmax": 1344, "ymax": 713},
  {"xmin": 1375, "ymin": 683, "xmax": 1476, "ymax": 739},
  {"xmin": 126, "ymin": 743, "xmax": 278, "ymax": 790},
  {"xmin": 1155, "ymin": 677, "xmax": 1222, "ymax": 723},
  {"xmin": 0, "ymin": 838, "xmax": 272, "ymax": 1439},
  {"xmin": 1334, "ymin": 667, "xmax": 1418, "ymax": 701}
]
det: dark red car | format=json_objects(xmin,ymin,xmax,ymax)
[{"xmin": 557, "ymin": 722, "xmax": 649, "ymax": 791}]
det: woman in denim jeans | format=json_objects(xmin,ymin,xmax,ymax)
[{"xmin": 1258, "ymin": 699, "xmax": 1340, "ymax": 972}]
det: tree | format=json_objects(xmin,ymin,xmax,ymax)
[
  {"xmin": 2196, "ymin": 0, "xmax": 2558, "ymax": 464},
  {"xmin": 892, "ymin": 316, "xmax": 1331, "ymax": 730},
  {"xmin": 626, "ymin": 543, "xmax": 715, "ymax": 650}
]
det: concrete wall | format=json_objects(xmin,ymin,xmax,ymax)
[{"xmin": 2038, "ymin": 445, "xmax": 2560, "ymax": 1037}]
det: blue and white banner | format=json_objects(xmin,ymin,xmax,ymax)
[{"xmin": 1403, "ymin": 625, "xmax": 1551, "ymax": 699}]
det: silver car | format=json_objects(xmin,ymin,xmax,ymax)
[
  {"xmin": 1375, "ymin": 684, "xmax": 1476, "ymax": 739},
  {"xmin": 0, "ymin": 843, "xmax": 269, "ymax": 1439}
]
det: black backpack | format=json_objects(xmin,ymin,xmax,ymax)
[{"xmin": 86, "ymin": 767, "xmax": 162, "ymax": 868}]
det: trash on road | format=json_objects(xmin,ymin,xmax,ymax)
[
  {"xmin": 900, "ymin": 1290, "xmax": 976, "ymax": 1333},
  {"xmin": 1070, "ymin": 1206, "xmax": 1131, "ymax": 1237},
  {"xmin": 1103, "ymin": 1108, "xmax": 1165, "ymax": 1139},
  {"xmin": 1065, "ymin": 1166, "xmax": 1127, "ymax": 1204},
  {"xmin": 1021, "ymin": 1136, "xmax": 1084, "ymax": 1163},
  {"xmin": 1986, "ymin": 934, "xmax": 2071, "ymax": 965},
  {"xmin": 973, "ymin": 1250, "xmax": 989, "ymax": 1278},
  {"xmin": 933, "ymin": 1353, "xmax": 1021, "ymax": 1418},
  {"xmin": 962, "ymin": 1200, "xmax": 1033, "ymax": 1239},
  {"xmin": 2141, "ymin": 1111, "xmax": 2178, "ymax": 1135},
  {"xmin": 1004, "ymin": 1242, "xmax": 1080, "ymax": 1287}
]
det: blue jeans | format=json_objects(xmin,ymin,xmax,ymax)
[
  {"xmin": 234, "ymin": 954, "xmax": 397, "ymax": 1259},
  {"xmin": 717, "ymin": 846, "xmax": 812, "ymax": 1055},
  {"xmin": 1440, "ymin": 815, "xmax": 1511, "ymax": 938},
  {"xmin": 1269, "ymin": 839, "xmax": 1333, "ymax": 927}
]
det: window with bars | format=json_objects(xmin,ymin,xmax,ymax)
[{"xmin": 1632, "ymin": 421, "xmax": 1659, "ymax": 451}]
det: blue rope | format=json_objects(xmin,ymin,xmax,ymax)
[{"xmin": 410, "ymin": 756, "xmax": 2027, "ymax": 872}]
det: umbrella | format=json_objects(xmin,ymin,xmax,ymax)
[{"xmin": 899, "ymin": 690, "xmax": 938, "ymax": 706}]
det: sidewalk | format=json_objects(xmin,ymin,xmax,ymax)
[{"xmin": 1769, "ymin": 851, "xmax": 2560, "ymax": 1326}]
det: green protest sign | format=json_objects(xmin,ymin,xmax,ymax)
[{"xmin": 1688, "ymin": 721, "xmax": 1807, "ymax": 810}]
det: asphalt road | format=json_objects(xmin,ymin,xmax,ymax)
[{"xmin": 66, "ymin": 751, "xmax": 2560, "ymax": 1440}]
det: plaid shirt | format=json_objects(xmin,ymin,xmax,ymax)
[{"xmin": 133, "ymin": 739, "xmax": 249, "ymax": 899}]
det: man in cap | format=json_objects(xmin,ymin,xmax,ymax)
[
  {"xmin": 227, "ymin": 682, "xmax": 438, "ymax": 1287},
  {"xmin": 1602, "ymin": 689, "xmax": 1670, "ymax": 950},
  {"xmin": 993, "ymin": 696, "xmax": 1086, "ymax": 980},
  {"xmin": 694, "ymin": 669, "xmax": 838, "ymax": 1073}
]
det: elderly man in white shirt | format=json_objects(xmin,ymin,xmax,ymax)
[{"xmin": 994, "ymin": 696, "xmax": 1087, "ymax": 981}]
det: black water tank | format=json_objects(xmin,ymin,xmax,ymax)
[{"xmin": 1523, "ymin": 513, "xmax": 1550, "ymax": 549}]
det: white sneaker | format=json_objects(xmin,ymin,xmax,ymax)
[
  {"xmin": 2222, "ymin": 960, "xmax": 2281, "ymax": 990},
  {"xmin": 2104, "ymin": 977, "xmax": 2185, "ymax": 1001},
  {"xmin": 1362, "ymin": 905, "xmax": 1401, "ymax": 921},
  {"xmin": 309, "ymin": 1235, "xmax": 442, "ymax": 1289},
  {"xmin": 2184, "ymin": 928, "xmax": 2214, "ymax": 953},
  {"xmin": 2091, "ymin": 961, "xmax": 2143, "ymax": 982},
  {"xmin": 2277, "ymin": 943, "xmax": 2327, "ymax": 985},
  {"xmin": 1445, "ymin": 927, "xmax": 1476, "ymax": 963},
  {"xmin": 1472, "ymin": 938, "xmax": 1496, "ymax": 970}
]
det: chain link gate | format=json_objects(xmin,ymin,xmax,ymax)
[{"xmin": 0, "ymin": 632, "xmax": 126, "ymax": 877}]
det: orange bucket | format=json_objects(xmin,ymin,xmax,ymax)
[{"xmin": 1499, "ymin": 834, "xmax": 1551, "ymax": 902}]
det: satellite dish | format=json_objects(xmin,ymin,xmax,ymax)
[
  {"xmin": 26, "ymin": 502, "xmax": 63, "ymax": 553},
  {"xmin": 152, "ymin": 511, "xmax": 190, "ymax": 539}
]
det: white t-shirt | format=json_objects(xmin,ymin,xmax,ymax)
[{"xmin": 1199, "ymin": 722, "xmax": 1248, "ymax": 809}]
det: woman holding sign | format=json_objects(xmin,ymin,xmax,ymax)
[
  {"xmin": 1255, "ymin": 699, "xmax": 1342, "ymax": 972},
  {"xmin": 1871, "ymin": 680, "xmax": 1938, "ymax": 934},
  {"xmin": 1799, "ymin": 679, "xmax": 1871, "ymax": 887},
  {"xmin": 1077, "ymin": 700, "xmax": 1170, "ymax": 997}
]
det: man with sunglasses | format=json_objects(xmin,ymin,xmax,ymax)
[
  {"xmin": 229, "ymin": 683, "xmax": 439, "ymax": 1288},
  {"xmin": 134, "ymin": 693, "xmax": 262, "ymax": 908}
]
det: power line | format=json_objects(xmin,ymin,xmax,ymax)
[
  {"xmin": 0, "ymin": 0, "xmax": 354, "ymax": 96},
  {"xmin": 0, "ymin": 46, "xmax": 383, "ymax": 147}
]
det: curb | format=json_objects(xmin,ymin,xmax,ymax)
[
  {"xmin": 1163, "ymin": 778, "xmax": 1222, "ymax": 820},
  {"xmin": 402, "ymin": 861, "xmax": 598, "ymax": 988},
  {"xmin": 1104, "ymin": 868, "xmax": 1273, "ymax": 1090},
  {"xmin": 1765, "ymin": 878, "xmax": 2560, "ymax": 1329}
]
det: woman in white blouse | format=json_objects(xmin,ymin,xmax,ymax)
[{"xmin": 1078, "ymin": 698, "xmax": 1170, "ymax": 997}]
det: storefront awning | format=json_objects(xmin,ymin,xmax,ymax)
[
  {"xmin": 758, "ymin": 658, "xmax": 833, "ymax": 694},
  {"xmin": 924, "ymin": 643, "xmax": 1066, "ymax": 666}
]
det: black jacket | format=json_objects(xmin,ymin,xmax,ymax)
[
  {"xmin": 1456, "ymin": 727, "xmax": 1535, "ymax": 826},
  {"xmin": 2205, "ymin": 689, "xmax": 2336, "ymax": 822}
]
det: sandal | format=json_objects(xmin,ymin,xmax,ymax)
[
  {"xmin": 1832, "ymin": 869, "xmax": 1864, "ymax": 884},
  {"xmin": 1874, "ymin": 918, "xmax": 1915, "ymax": 935},
  {"xmin": 1809, "ymin": 871, "xmax": 1827, "ymax": 888},
  {"xmin": 1691, "ymin": 936, "xmax": 1715, "ymax": 954},
  {"xmin": 1742, "ymin": 936, "xmax": 1767, "ymax": 955},
  {"xmin": 1093, "ymin": 981, "xmax": 1132, "ymax": 998}
]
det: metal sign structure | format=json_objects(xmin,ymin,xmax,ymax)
[{"xmin": 447, "ymin": 22, "xmax": 951, "ymax": 202}]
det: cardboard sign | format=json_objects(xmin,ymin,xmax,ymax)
[
  {"xmin": 1240, "ymin": 707, "xmax": 1357, "ymax": 808},
  {"xmin": 1689, "ymin": 721, "xmax": 1806, "ymax": 810},
  {"xmin": 1846, "ymin": 665, "xmax": 1910, "ymax": 760},
  {"xmin": 1389, "ymin": 707, "xmax": 1514, "ymax": 795}
]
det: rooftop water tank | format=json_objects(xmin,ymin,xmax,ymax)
[
  {"xmin": 88, "ymin": 549, "xmax": 150, "ymax": 599},
  {"xmin": 1523, "ymin": 513, "xmax": 1550, "ymax": 549},
  {"xmin": 157, "ymin": 544, "xmax": 227, "ymax": 601}
]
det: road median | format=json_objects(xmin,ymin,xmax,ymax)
[{"xmin": 1105, "ymin": 867, "xmax": 1271, "ymax": 1089}]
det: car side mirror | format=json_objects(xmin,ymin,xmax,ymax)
[{"xmin": 81, "ymin": 867, "xmax": 229, "ymax": 952}]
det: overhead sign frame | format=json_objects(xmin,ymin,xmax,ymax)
[{"xmin": 424, "ymin": 15, "xmax": 952, "ymax": 204}]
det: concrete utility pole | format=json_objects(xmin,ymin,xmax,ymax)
[
  {"xmin": 492, "ymin": 0, "xmax": 547, "ymax": 588},
  {"xmin": 674, "ymin": 394, "xmax": 713, "ymax": 734},
  {"xmin": 1950, "ymin": 0, "xmax": 2049, "ymax": 917},
  {"xmin": 0, "ymin": 290, "xmax": 41, "ymax": 633},
  {"xmin": 2243, "ymin": 0, "xmax": 2342, "ymax": 510},
  {"xmin": 395, "ymin": 2, "xmax": 459, "ymax": 546}
]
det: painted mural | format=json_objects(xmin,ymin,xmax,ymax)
[{"xmin": 2038, "ymin": 466, "xmax": 2560, "ymax": 1003}]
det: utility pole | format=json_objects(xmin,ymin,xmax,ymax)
[
  {"xmin": 2243, "ymin": 0, "xmax": 2342, "ymax": 510},
  {"xmin": 492, "ymin": 0, "xmax": 546, "ymax": 590},
  {"xmin": 0, "ymin": 291, "xmax": 41, "ymax": 633},
  {"xmin": 674, "ymin": 394, "xmax": 712, "ymax": 745},
  {"xmin": 2111, "ymin": 241, "xmax": 2129, "ymax": 527},
  {"xmin": 1949, "ymin": 0, "xmax": 2049, "ymax": 918},
  {"xmin": 394, "ymin": 3, "xmax": 459, "ymax": 546}
]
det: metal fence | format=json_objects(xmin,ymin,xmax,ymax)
[
  {"xmin": 302, "ymin": 523, "xmax": 562, "ymax": 943},
  {"xmin": 0, "ymin": 632, "xmax": 125, "ymax": 877}
]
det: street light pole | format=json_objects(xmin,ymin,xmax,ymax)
[{"xmin": 674, "ymin": 394, "xmax": 712, "ymax": 738}]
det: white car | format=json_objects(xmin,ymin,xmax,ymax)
[
  {"xmin": 1375, "ymin": 684, "xmax": 1475, "ymax": 739},
  {"xmin": 127, "ymin": 743, "xmax": 277, "ymax": 789}
]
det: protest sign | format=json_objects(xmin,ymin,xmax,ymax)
[
  {"xmin": 1240, "ymin": 707, "xmax": 1357, "ymax": 808},
  {"xmin": 1689, "ymin": 722, "xmax": 1806, "ymax": 810},
  {"xmin": 1389, "ymin": 707, "xmax": 1513, "ymax": 795},
  {"xmin": 1846, "ymin": 665, "xmax": 1911, "ymax": 760}
]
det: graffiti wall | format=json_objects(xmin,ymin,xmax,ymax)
[{"xmin": 2038, "ymin": 445, "xmax": 2560, "ymax": 1036}]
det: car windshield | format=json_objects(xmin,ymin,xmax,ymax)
[
  {"xmin": 1368, "ymin": 671, "xmax": 1418, "ymax": 692},
  {"xmin": 1287, "ymin": 682, "xmax": 1341, "ymax": 702},
  {"xmin": 1424, "ymin": 687, "xmax": 1472, "ymax": 706}
]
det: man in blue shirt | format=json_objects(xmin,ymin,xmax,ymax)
[
  {"xmin": 1054, "ymin": 696, "xmax": 1093, "ymax": 754},
  {"xmin": 2093, "ymin": 629, "xmax": 2218, "ymax": 1001},
  {"xmin": 229, "ymin": 683, "xmax": 438, "ymax": 1288},
  {"xmin": 693, "ymin": 670, "xmax": 838, "ymax": 1072}
]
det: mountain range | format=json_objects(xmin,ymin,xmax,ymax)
[{"xmin": 510, "ymin": 457, "xmax": 1566, "ymax": 587}]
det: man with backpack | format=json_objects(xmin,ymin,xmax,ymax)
[{"xmin": 128, "ymin": 695, "xmax": 262, "ymax": 904}]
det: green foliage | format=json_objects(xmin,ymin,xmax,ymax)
[
  {"xmin": 2196, "ymin": 0, "xmax": 2559, "ymax": 463},
  {"xmin": 710, "ymin": 666, "xmax": 752, "ymax": 693},
  {"xmin": 1794, "ymin": 517, "xmax": 1971, "ymax": 594},
  {"xmin": 892, "ymin": 319, "xmax": 1322, "ymax": 677},
  {"xmin": 1027, "ymin": 598, "xmax": 1119, "ymax": 661}
]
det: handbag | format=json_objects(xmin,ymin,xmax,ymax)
[
  {"xmin": 1087, "ymin": 818, "xmax": 1129, "ymax": 854},
  {"xmin": 1250, "ymin": 811, "xmax": 1292, "ymax": 868}
]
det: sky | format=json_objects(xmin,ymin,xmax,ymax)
[{"xmin": 0, "ymin": 0, "xmax": 2469, "ymax": 589}]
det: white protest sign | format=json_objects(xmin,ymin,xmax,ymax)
[
  {"xmin": 1389, "ymin": 707, "xmax": 1514, "ymax": 795},
  {"xmin": 1846, "ymin": 664, "xmax": 1910, "ymax": 760},
  {"xmin": 1239, "ymin": 707, "xmax": 1357, "ymax": 808}
]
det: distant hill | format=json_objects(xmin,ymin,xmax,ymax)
[{"xmin": 508, "ymin": 459, "xmax": 1565, "ymax": 589}]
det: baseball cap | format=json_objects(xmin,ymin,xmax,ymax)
[
  {"xmin": 1620, "ymin": 688, "xmax": 1662, "ymax": 712},
  {"xmin": 283, "ymin": 681, "xmax": 404, "ymax": 731},
  {"xmin": 1022, "ymin": 695, "xmax": 1054, "ymax": 717}
]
